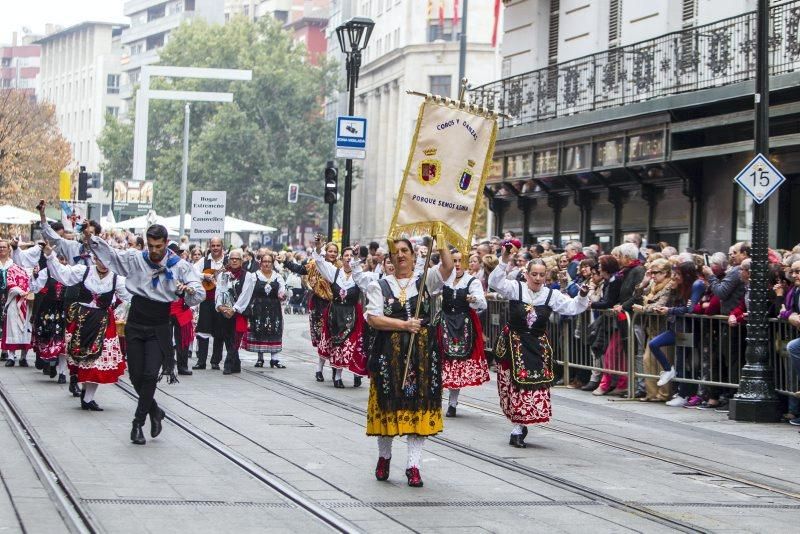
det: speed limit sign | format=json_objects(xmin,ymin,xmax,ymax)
[{"xmin": 733, "ymin": 153, "xmax": 786, "ymax": 204}]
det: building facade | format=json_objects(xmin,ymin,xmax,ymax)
[
  {"xmin": 0, "ymin": 34, "xmax": 41, "ymax": 98},
  {"xmin": 36, "ymin": 22, "xmax": 128, "ymax": 173},
  {"xmin": 120, "ymin": 0, "xmax": 225, "ymax": 105},
  {"xmin": 471, "ymin": 0, "xmax": 800, "ymax": 253},
  {"xmin": 345, "ymin": 0, "xmax": 502, "ymax": 242}
]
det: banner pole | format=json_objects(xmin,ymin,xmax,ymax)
[{"xmin": 400, "ymin": 241, "xmax": 436, "ymax": 387}]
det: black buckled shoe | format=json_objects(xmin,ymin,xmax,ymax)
[
  {"xmin": 4, "ymin": 359, "xmax": 14, "ymax": 367},
  {"xmin": 254, "ymin": 358, "xmax": 264, "ymax": 368},
  {"xmin": 353, "ymin": 376, "xmax": 362, "ymax": 388},
  {"xmin": 446, "ymin": 405, "xmax": 457, "ymax": 418},
  {"xmin": 57, "ymin": 374, "xmax": 66, "ymax": 384},
  {"xmin": 130, "ymin": 422, "xmax": 146, "ymax": 445},
  {"xmin": 270, "ymin": 360, "xmax": 286, "ymax": 369},
  {"xmin": 150, "ymin": 408, "xmax": 165, "ymax": 438},
  {"xmin": 177, "ymin": 367, "xmax": 193, "ymax": 376},
  {"xmin": 81, "ymin": 400, "xmax": 104, "ymax": 411},
  {"xmin": 334, "ymin": 379, "xmax": 345, "ymax": 389},
  {"xmin": 18, "ymin": 358, "xmax": 28, "ymax": 367},
  {"xmin": 49, "ymin": 365, "xmax": 57, "ymax": 379},
  {"xmin": 192, "ymin": 361, "xmax": 207, "ymax": 370},
  {"xmin": 509, "ymin": 434, "xmax": 527, "ymax": 448},
  {"xmin": 315, "ymin": 371, "xmax": 324, "ymax": 382},
  {"xmin": 211, "ymin": 364, "xmax": 221, "ymax": 370}
]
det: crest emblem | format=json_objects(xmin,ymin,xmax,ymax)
[
  {"xmin": 457, "ymin": 159, "xmax": 476, "ymax": 194},
  {"xmin": 418, "ymin": 147, "xmax": 441, "ymax": 186}
]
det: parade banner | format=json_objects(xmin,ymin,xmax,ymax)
[{"xmin": 388, "ymin": 97, "xmax": 498, "ymax": 254}]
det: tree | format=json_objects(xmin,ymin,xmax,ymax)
[
  {"xmin": 0, "ymin": 90, "xmax": 70, "ymax": 210},
  {"xmin": 98, "ymin": 17, "xmax": 338, "ymax": 232}
]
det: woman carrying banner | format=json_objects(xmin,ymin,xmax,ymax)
[
  {"xmin": 430, "ymin": 248, "xmax": 489, "ymax": 417},
  {"xmin": 44, "ymin": 243, "xmax": 131, "ymax": 411},
  {"xmin": 365, "ymin": 237, "xmax": 452, "ymax": 487},
  {"xmin": 233, "ymin": 251, "xmax": 287, "ymax": 368},
  {"xmin": 284, "ymin": 244, "xmax": 340, "ymax": 382},
  {"xmin": 312, "ymin": 235, "xmax": 369, "ymax": 388},
  {"xmin": 488, "ymin": 248, "xmax": 590, "ymax": 448}
]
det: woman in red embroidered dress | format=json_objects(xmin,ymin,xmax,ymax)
[
  {"xmin": 488, "ymin": 250, "xmax": 590, "ymax": 448},
  {"xmin": 1, "ymin": 253, "xmax": 33, "ymax": 367},
  {"xmin": 45, "ymin": 244, "xmax": 130, "ymax": 411},
  {"xmin": 312, "ymin": 235, "xmax": 368, "ymax": 388},
  {"xmin": 429, "ymin": 248, "xmax": 489, "ymax": 417}
]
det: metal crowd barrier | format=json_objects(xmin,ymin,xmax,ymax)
[{"xmin": 473, "ymin": 298, "xmax": 800, "ymax": 399}]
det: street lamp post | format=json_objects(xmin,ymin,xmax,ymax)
[
  {"xmin": 728, "ymin": 0, "xmax": 780, "ymax": 422},
  {"xmin": 336, "ymin": 17, "xmax": 374, "ymax": 248}
]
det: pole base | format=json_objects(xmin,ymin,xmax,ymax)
[{"xmin": 728, "ymin": 397, "xmax": 780, "ymax": 423}]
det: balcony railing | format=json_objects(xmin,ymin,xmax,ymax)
[{"xmin": 470, "ymin": 0, "xmax": 800, "ymax": 130}]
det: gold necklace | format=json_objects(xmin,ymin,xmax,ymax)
[{"xmin": 396, "ymin": 276, "xmax": 413, "ymax": 306}]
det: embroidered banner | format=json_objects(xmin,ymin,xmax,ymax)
[{"xmin": 388, "ymin": 97, "xmax": 498, "ymax": 254}]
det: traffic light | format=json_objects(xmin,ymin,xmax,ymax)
[
  {"xmin": 324, "ymin": 160, "xmax": 338, "ymax": 204},
  {"xmin": 77, "ymin": 166, "xmax": 89, "ymax": 201},
  {"xmin": 288, "ymin": 183, "xmax": 299, "ymax": 203}
]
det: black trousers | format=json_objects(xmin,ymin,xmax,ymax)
[
  {"xmin": 217, "ymin": 315, "xmax": 241, "ymax": 372},
  {"xmin": 126, "ymin": 322, "xmax": 168, "ymax": 425}
]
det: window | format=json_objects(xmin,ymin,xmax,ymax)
[
  {"xmin": 1, "ymin": 58, "xmax": 11, "ymax": 67},
  {"xmin": 107, "ymin": 74, "xmax": 120, "ymax": 94},
  {"xmin": 146, "ymin": 33, "xmax": 165, "ymax": 51},
  {"xmin": 429, "ymin": 75, "xmax": 452, "ymax": 98},
  {"xmin": 243, "ymin": 4, "xmax": 249, "ymax": 16},
  {"xmin": 147, "ymin": 4, "xmax": 166, "ymax": 21},
  {"xmin": 427, "ymin": 20, "xmax": 458, "ymax": 42},
  {"xmin": 185, "ymin": 0, "xmax": 195, "ymax": 11},
  {"xmin": 106, "ymin": 106, "xmax": 119, "ymax": 119}
]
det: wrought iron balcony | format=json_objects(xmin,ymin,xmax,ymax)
[{"xmin": 470, "ymin": 0, "xmax": 800, "ymax": 130}]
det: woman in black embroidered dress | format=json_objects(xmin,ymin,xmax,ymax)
[
  {"xmin": 488, "ymin": 253, "xmax": 590, "ymax": 448},
  {"xmin": 233, "ymin": 252, "xmax": 287, "ymax": 368},
  {"xmin": 365, "ymin": 238, "xmax": 451, "ymax": 487}
]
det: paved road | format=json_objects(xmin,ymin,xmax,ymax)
[{"xmin": 1, "ymin": 314, "xmax": 798, "ymax": 533}]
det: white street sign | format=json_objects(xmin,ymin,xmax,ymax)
[
  {"xmin": 190, "ymin": 191, "xmax": 226, "ymax": 239},
  {"xmin": 733, "ymin": 153, "xmax": 785, "ymax": 204},
  {"xmin": 335, "ymin": 147, "xmax": 366, "ymax": 159}
]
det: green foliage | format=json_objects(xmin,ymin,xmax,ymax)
[{"xmin": 98, "ymin": 17, "xmax": 338, "ymax": 230}]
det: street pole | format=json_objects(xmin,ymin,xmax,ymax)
[
  {"xmin": 729, "ymin": 0, "xmax": 779, "ymax": 422},
  {"xmin": 341, "ymin": 62, "xmax": 357, "ymax": 248},
  {"xmin": 328, "ymin": 203, "xmax": 335, "ymax": 243},
  {"xmin": 457, "ymin": 0, "xmax": 469, "ymax": 93},
  {"xmin": 179, "ymin": 103, "xmax": 190, "ymax": 238}
]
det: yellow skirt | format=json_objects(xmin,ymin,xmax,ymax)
[{"xmin": 365, "ymin": 382, "xmax": 443, "ymax": 437}]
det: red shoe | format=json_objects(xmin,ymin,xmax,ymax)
[
  {"xmin": 405, "ymin": 467, "xmax": 423, "ymax": 487},
  {"xmin": 375, "ymin": 457, "xmax": 390, "ymax": 481}
]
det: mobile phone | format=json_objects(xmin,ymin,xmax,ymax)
[{"xmin": 703, "ymin": 253, "xmax": 710, "ymax": 266}]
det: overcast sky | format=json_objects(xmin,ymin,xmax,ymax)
[{"xmin": 1, "ymin": 0, "xmax": 127, "ymax": 45}]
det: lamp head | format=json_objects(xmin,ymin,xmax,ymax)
[{"xmin": 336, "ymin": 17, "xmax": 375, "ymax": 53}]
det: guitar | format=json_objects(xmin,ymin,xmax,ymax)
[{"xmin": 201, "ymin": 268, "xmax": 224, "ymax": 291}]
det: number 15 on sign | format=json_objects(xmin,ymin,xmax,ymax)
[{"xmin": 733, "ymin": 153, "xmax": 786, "ymax": 204}]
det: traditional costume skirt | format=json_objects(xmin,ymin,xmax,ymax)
[
  {"xmin": 321, "ymin": 301, "xmax": 367, "ymax": 376},
  {"xmin": 366, "ymin": 327, "xmax": 443, "ymax": 437},
  {"xmin": 440, "ymin": 309, "xmax": 490, "ymax": 389},
  {"xmin": 495, "ymin": 328, "xmax": 554, "ymax": 425},
  {"xmin": 242, "ymin": 298, "xmax": 283, "ymax": 354},
  {"xmin": 308, "ymin": 294, "xmax": 329, "ymax": 356},
  {"xmin": 65, "ymin": 304, "xmax": 125, "ymax": 384},
  {"xmin": 33, "ymin": 299, "xmax": 66, "ymax": 361}
]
